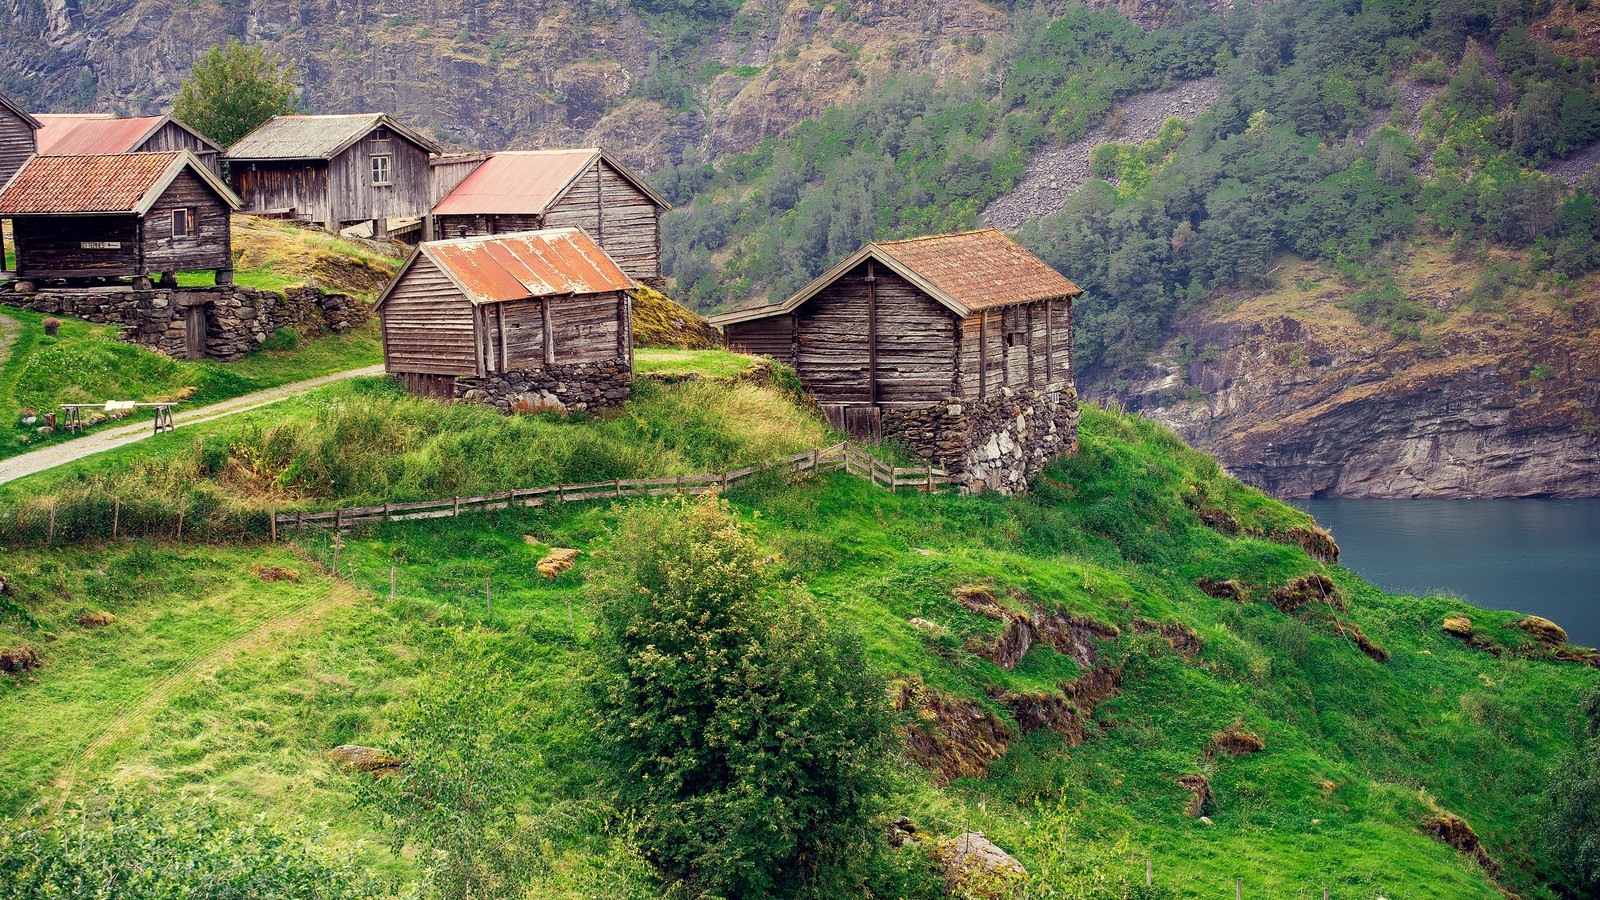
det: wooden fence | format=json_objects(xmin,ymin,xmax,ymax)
[{"xmin": 273, "ymin": 442, "xmax": 949, "ymax": 533}]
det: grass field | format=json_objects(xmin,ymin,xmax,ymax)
[
  {"xmin": 0, "ymin": 306, "xmax": 382, "ymax": 461},
  {"xmin": 634, "ymin": 347, "xmax": 756, "ymax": 379},
  {"xmin": 2, "ymin": 384, "xmax": 1593, "ymax": 897}
]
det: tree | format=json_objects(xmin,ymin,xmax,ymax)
[
  {"xmin": 174, "ymin": 39, "xmax": 300, "ymax": 150},
  {"xmin": 586, "ymin": 496, "xmax": 896, "ymax": 898},
  {"xmin": 1545, "ymin": 685, "xmax": 1600, "ymax": 893}
]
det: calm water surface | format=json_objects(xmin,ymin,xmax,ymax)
[{"xmin": 1292, "ymin": 500, "xmax": 1600, "ymax": 647}]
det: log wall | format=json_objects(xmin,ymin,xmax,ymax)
[
  {"xmin": 137, "ymin": 121, "xmax": 220, "ymax": 175},
  {"xmin": 327, "ymin": 131, "xmax": 432, "ymax": 225},
  {"xmin": 956, "ymin": 297, "xmax": 1072, "ymax": 400},
  {"xmin": 141, "ymin": 170, "xmax": 232, "ymax": 275},
  {"xmin": 10, "ymin": 215, "xmax": 139, "ymax": 278},
  {"xmin": 233, "ymin": 160, "xmax": 331, "ymax": 223},
  {"xmin": 0, "ymin": 106, "xmax": 35, "ymax": 191},
  {"xmin": 542, "ymin": 159, "xmax": 662, "ymax": 280}
]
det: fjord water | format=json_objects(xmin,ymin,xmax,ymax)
[{"xmin": 1294, "ymin": 499, "xmax": 1600, "ymax": 647}]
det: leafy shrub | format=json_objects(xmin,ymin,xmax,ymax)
[
  {"xmin": 1544, "ymin": 685, "xmax": 1600, "ymax": 893},
  {"xmin": 586, "ymin": 496, "xmax": 896, "ymax": 897}
]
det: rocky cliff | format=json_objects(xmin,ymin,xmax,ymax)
[
  {"xmin": 0, "ymin": 0, "xmax": 1004, "ymax": 169},
  {"xmin": 1097, "ymin": 245, "xmax": 1600, "ymax": 498}
]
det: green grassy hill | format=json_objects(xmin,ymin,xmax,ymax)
[{"xmin": 1, "ymin": 369, "xmax": 1593, "ymax": 897}]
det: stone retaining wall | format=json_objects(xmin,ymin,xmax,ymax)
[
  {"xmin": 883, "ymin": 384, "xmax": 1080, "ymax": 494},
  {"xmin": 0, "ymin": 283, "xmax": 367, "ymax": 361},
  {"xmin": 454, "ymin": 361, "xmax": 631, "ymax": 414}
]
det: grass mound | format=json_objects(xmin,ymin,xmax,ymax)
[
  {"xmin": 631, "ymin": 286, "xmax": 717, "ymax": 349},
  {"xmin": 222, "ymin": 216, "xmax": 405, "ymax": 299}
]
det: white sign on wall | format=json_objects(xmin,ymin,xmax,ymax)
[{"xmin": 80, "ymin": 241, "xmax": 122, "ymax": 250}]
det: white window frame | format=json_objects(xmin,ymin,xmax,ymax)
[
  {"xmin": 371, "ymin": 155, "xmax": 393, "ymax": 187},
  {"xmin": 171, "ymin": 208, "xmax": 193, "ymax": 238}
]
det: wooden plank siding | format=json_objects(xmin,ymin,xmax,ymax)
[
  {"xmin": 955, "ymin": 298, "xmax": 1072, "ymax": 400},
  {"xmin": 794, "ymin": 264, "xmax": 872, "ymax": 406},
  {"xmin": 137, "ymin": 121, "xmax": 221, "ymax": 175},
  {"xmin": 542, "ymin": 159, "xmax": 662, "ymax": 281},
  {"xmin": 327, "ymin": 131, "xmax": 431, "ymax": 226},
  {"xmin": 0, "ymin": 106, "xmax": 35, "ymax": 190},
  {"xmin": 380, "ymin": 255, "xmax": 480, "ymax": 376},
  {"xmin": 11, "ymin": 214, "xmax": 139, "ymax": 278},
  {"xmin": 432, "ymin": 213, "xmax": 543, "ymax": 241},
  {"xmin": 141, "ymin": 169, "xmax": 232, "ymax": 274},
  {"xmin": 724, "ymin": 316, "xmax": 796, "ymax": 363},
  {"xmin": 871, "ymin": 268, "xmax": 956, "ymax": 406},
  {"xmin": 233, "ymin": 160, "xmax": 331, "ymax": 223}
]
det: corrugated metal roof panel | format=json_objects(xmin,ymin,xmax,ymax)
[
  {"xmin": 874, "ymin": 228, "xmax": 1082, "ymax": 312},
  {"xmin": 430, "ymin": 150, "xmax": 600, "ymax": 216},
  {"xmin": 421, "ymin": 228, "xmax": 636, "ymax": 305},
  {"xmin": 0, "ymin": 152, "xmax": 183, "ymax": 214},
  {"xmin": 224, "ymin": 113, "xmax": 439, "ymax": 159},
  {"xmin": 35, "ymin": 114, "xmax": 160, "ymax": 155}
]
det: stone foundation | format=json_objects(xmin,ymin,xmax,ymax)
[
  {"xmin": 454, "ymin": 362, "xmax": 631, "ymax": 414},
  {"xmin": 883, "ymin": 384, "xmax": 1080, "ymax": 494},
  {"xmin": 0, "ymin": 283, "xmax": 367, "ymax": 361}
]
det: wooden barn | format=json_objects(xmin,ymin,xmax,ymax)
[
  {"xmin": 0, "ymin": 150, "xmax": 241, "ymax": 287},
  {"xmin": 35, "ymin": 113, "xmax": 223, "ymax": 174},
  {"xmin": 0, "ymin": 92, "xmax": 40, "ymax": 192},
  {"xmin": 710, "ymin": 228, "xmax": 1083, "ymax": 492},
  {"xmin": 429, "ymin": 149, "xmax": 671, "ymax": 283},
  {"xmin": 376, "ymin": 228, "xmax": 638, "ymax": 413},
  {"xmin": 224, "ymin": 114, "xmax": 439, "ymax": 236}
]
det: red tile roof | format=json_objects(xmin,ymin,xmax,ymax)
[
  {"xmin": 431, "ymin": 149, "xmax": 670, "ymax": 216},
  {"xmin": 382, "ymin": 228, "xmax": 637, "ymax": 308},
  {"xmin": 0, "ymin": 151, "xmax": 239, "ymax": 215},
  {"xmin": 873, "ymin": 229, "xmax": 1082, "ymax": 313}
]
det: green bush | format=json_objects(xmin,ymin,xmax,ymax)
[
  {"xmin": 586, "ymin": 496, "xmax": 896, "ymax": 897},
  {"xmin": 1544, "ymin": 685, "xmax": 1600, "ymax": 894}
]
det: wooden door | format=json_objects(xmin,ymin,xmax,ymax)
[
  {"xmin": 824, "ymin": 404, "xmax": 881, "ymax": 442},
  {"xmin": 185, "ymin": 305, "xmax": 206, "ymax": 359}
]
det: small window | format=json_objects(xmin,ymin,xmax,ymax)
[
  {"xmin": 171, "ymin": 208, "xmax": 193, "ymax": 238},
  {"xmin": 372, "ymin": 127, "xmax": 391, "ymax": 143},
  {"xmin": 371, "ymin": 155, "xmax": 392, "ymax": 186}
]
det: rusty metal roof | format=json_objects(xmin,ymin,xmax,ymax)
[
  {"xmin": 0, "ymin": 151, "xmax": 241, "ymax": 215},
  {"xmin": 377, "ymin": 228, "xmax": 637, "ymax": 309},
  {"xmin": 709, "ymin": 228, "xmax": 1082, "ymax": 326},
  {"xmin": 0, "ymin": 91, "xmax": 40, "ymax": 131},
  {"xmin": 33, "ymin": 114, "xmax": 219, "ymax": 157},
  {"xmin": 224, "ymin": 113, "xmax": 441, "ymax": 160},
  {"xmin": 431, "ymin": 148, "xmax": 670, "ymax": 216}
]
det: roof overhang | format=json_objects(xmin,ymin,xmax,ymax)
[
  {"xmin": 0, "ymin": 92, "xmax": 41, "ymax": 131},
  {"xmin": 707, "ymin": 243, "xmax": 1083, "ymax": 328},
  {"xmin": 135, "ymin": 149, "xmax": 242, "ymax": 213},
  {"xmin": 432, "ymin": 147, "xmax": 673, "ymax": 217},
  {"xmin": 225, "ymin": 113, "xmax": 443, "ymax": 162}
]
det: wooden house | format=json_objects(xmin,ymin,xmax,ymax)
[
  {"xmin": 429, "ymin": 149, "xmax": 671, "ymax": 283},
  {"xmin": 710, "ymin": 229, "xmax": 1083, "ymax": 492},
  {"xmin": 224, "ymin": 114, "xmax": 439, "ymax": 236},
  {"xmin": 0, "ymin": 150, "xmax": 241, "ymax": 287},
  {"xmin": 376, "ymin": 228, "xmax": 638, "ymax": 412},
  {"xmin": 0, "ymin": 92, "xmax": 40, "ymax": 192},
  {"xmin": 35, "ymin": 113, "xmax": 223, "ymax": 174}
]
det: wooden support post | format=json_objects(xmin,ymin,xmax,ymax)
[
  {"xmin": 270, "ymin": 501, "xmax": 276, "ymax": 543},
  {"xmin": 1145, "ymin": 859, "xmax": 1151, "ymax": 886},
  {"xmin": 383, "ymin": 502, "xmax": 390, "ymax": 522},
  {"xmin": 390, "ymin": 567, "xmax": 397, "ymax": 602},
  {"xmin": 675, "ymin": 475, "xmax": 683, "ymax": 495},
  {"xmin": 979, "ymin": 311, "xmax": 988, "ymax": 399},
  {"xmin": 926, "ymin": 468, "xmax": 934, "ymax": 493},
  {"xmin": 486, "ymin": 577, "xmax": 492, "ymax": 617},
  {"xmin": 112, "ymin": 497, "xmax": 120, "ymax": 541},
  {"xmin": 335, "ymin": 508, "xmax": 342, "ymax": 532},
  {"xmin": 721, "ymin": 471, "xmax": 730, "ymax": 493},
  {"xmin": 1236, "ymin": 877, "xmax": 1242, "ymax": 900},
  {"xmin": 1045, "ymin": 297, "xmax": 1054, "ymax": 384},
  {"xmin": 558, "ymin": 484, "xmax": 565, "ymax": 503},
  {"xmin": 453, "ymin": 496, "xmax": 460, "ymax": 517},
  {"xmin": 865, "ymin": 259, "xmax": 878, "ymax": 409},
  {"xmin": 542, "ymin": 297, "xmax": 554, "ymax": 365},
  {"xmin": 176, "ymin": 497, "xmax": 186, "ymax": 541}
]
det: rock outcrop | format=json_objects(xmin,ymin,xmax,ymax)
[
  {"xmin": 936, "ymin": 832, "xmax": 1027, "ymax": 899},
  {"xmin": 1097, "ymin": 248, "xmax": 1600, "ymax": 499}
]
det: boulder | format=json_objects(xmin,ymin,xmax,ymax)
[
  {"xmin": 1514, "ymin": 616, "xmax": 1568, "ymax": 646},
  {"xmin": 936, "ymin": 832, "xmax": 1026, "ymax": 899},
  {"xmin": 1441, "ymin": 614, "xmax": 1474, "ymax": 638},
  {"xmin": 1197, "ymin": 577, "xmax": 1246, "ymax": 601},
  {"xmin": 0, "ymin": 645, "xmax": 42, "ymax": 674},
  {"xmin": 328, "ymin": 745, "xmax": 403, "ymax": 772}
]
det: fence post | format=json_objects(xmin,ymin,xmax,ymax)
[
  {"xmin": 721, "ymin": 471, "xmax": 730, "ymax": 493},
  {"xmin": 614, "ymin": 478, "xmax": 622, "ymax": 498},
  {"xmin": 1145, "ymin": 859, "xmax": 1151, "ymax": 886},
  {"xmin": 384, "ymin": 502, "xmax": 390, "ymax": 523},
  {"xmin": 269, "ymin": 501, "xmax": 277, "ymax": 543},
  {"xmin": 453, "ymin": 496, "xmax": 460, "ymax": 517},
  {"xmin": 335, "ymin": 508, "xmax": 342, "ymax": 533},
  {"xmin": 486, "ymin": 577, "xmax": 492, "ymax": 618},
  {"xmin": 675, "ymin": 475, "xmax": 683, "ymax": 495},
  {"xmin": 1236, "ymin": 877, "xmax": 1242, "ymax": 900},
  {"xmin": 112, "ymin": 497, "xmax": 120, "ymax": 541},
  {"xmin": 47, "ymin": 500, "xmax": 56, "ymax": 545},
  {"xmin": 390, "ymin": 566, "xmax": 396, "ymax": 602},
  {"xmin": 926, "ymin": 468, "xmax": 934, "ymax": 493},
  {"xmin": 176, "ymin": 498, "xmax": 186, "ymax": 541},
  {"xmin": 332, "ymin": 538, "xmax": 339, "ymax": 576},
  {"xmin": 558, "ymin": 484, "xmax": 565, "ymax": 504},
  {"xmin": 1323, "ymin": 890, "xmax": 1328, "ymax": 900}
]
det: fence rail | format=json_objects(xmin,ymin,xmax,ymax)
[{"xmin": 273, "ymin": 442, "xmax": 947, "ymax": 533}]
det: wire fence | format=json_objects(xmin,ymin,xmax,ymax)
[{"xmin": 0, "ymin": 442, "xmax": 949, "ymax": 548}]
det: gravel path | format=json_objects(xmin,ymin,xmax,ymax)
[
  {"xmin": 982, "ymin": 78, "xmax": 1219, "ymax": 231},
  {"xmin": 0, "ymin": 364, "xmax": 385, "ymax": 486}
]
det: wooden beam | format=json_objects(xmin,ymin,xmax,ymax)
[
  {"xmin": 595, "ymin": 161, "xmax": 604, "ymax": 243},
  {"xmin": 979, "ymin": 311, "xmax": 988, "ymax": 399},
  {"xmin": 542, "ymin": 296, "xmax": 555, "ymax": 365},
  {"xmin": 497, "ymin": 303, "xmax": 508, "ymax": 368},
  {"xmin": 1045, "ymin": 297, "xmax": 1054, "ymax": 384},
  {"xmin": 866, "ymin": 259, "xmax": 878, "ymax": 408},
  {"xmin": 1027, "ymin": 302, "xmax": 1036, "ymax": 387}
]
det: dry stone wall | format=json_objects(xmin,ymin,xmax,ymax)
[
  {"xmin": 0, "ymin": 283, "xmax": 367, "ymax": 361},
  {"xmin": 454, "ymin": 362, "xmax": 631, "ymax": 415},
  {"xmin": 884, "ymin": 385, "xmax": 1080, "ymax": 494}
]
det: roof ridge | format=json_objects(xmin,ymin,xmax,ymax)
[{"xmin": 876, "ymin": 227, "xmax": 1004, "ymax": 247}]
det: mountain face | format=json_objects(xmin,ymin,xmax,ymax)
[
  {"xmin": 1095, "ymin": 247, "xmax": 1600, "ymax": 498},
  {"xmin": 0, "ymin": 0, "xmax": 1003, "ymax": 169}
]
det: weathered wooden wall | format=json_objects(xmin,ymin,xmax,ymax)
[
  {"xmin": 479, "ymin": 291, "xmax": 630, "ymax": 370},
  {"xmin": 327, "ymin": 131, "xmax": 431, "ymax": 225},
  {"xmin": 141, "ymin": 170, "xmax": 232, "ymax": 274},
  {"xmin": 0, "ymin": 106, "xmax": 34, "ymax": 190},
  {"xmin": 138, "ymin": 122, "xmax": 220, "ymax": 175},
  {"xmin": 542, "ymin": 159, "xmax": 662, "ymax": 280},
  {"xmin": 724, "ymin": 316, "xmax": 795, "ymax": 362},
  {"xmin": 11, "ymin": 214, "xmax": 139, "ymax": 278},
  {"xmin": 956, "ymin": 297, "xmax": 1072, "ymax": 400},
  {"xmin": 233, "ymin": 160, "xmax": 331, "ymax": 224},
  {"xmin": 381, "ymin": 255, "xmax": 480, "ymax": 376},
  {"xmin": 431, "ymin": 213, "xmax": 543, "ymax": 241},
  {"xmin": 429, "ymin": 154, "xmax": 487, "ymax": 205}
]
